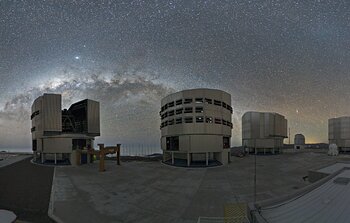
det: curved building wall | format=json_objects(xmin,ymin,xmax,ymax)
[
  {"xmin": 294, "ymin": 134, "xmax": 305, "ymax": 150},
  {"xmin": 329, "ymin": 117, "xmax": 350, "ymax": 152},
  {"xmin": 294, "ymin": 134, "xmax": 305, "ymax": 145},
  {"xmin": 160, "ymin": 89, "xmax": 232, "ymax": 166},
  {"xmin": 242, "ymin": 111, "xmax": 287, "ymax": 154}
]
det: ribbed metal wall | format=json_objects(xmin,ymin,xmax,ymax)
[
  {"xmin": 87, "ymin": 100, "xmax": 100, "ymax": 136},
  {"xmin": 42, "ymin": 94, "xmax": 62, "ymax": 132},
  {"xmin": 242, "ymin": 111, "xmax": 287, "ymax": 149}
]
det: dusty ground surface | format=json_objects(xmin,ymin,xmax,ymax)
[
  {"xmin": 0, "ymin": 157, "xmax": 54, "ymax": 223},
  {"xmin": 51, "ymin": 151, "xmax": 350, "ymax": 223}
]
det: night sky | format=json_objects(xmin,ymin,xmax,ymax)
[{"xmin": 1, "ymin": 0, "xmax": 349, "ymax": 150}]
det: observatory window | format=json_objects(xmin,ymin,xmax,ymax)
[
  {"xmin": 176, "ymin": 117, "xmax": 182, "ymax": 124},
  {"xmin": 222, "ymin": 120, "xmax": 227, "ymax": 125},
  {"xmin": 222, "ymin": 102, "xmax": 227, "ymax": 108},
  {"xmin": 160, "ymin": 122, "xmax": 164, "ymax": 128},
  {"xmin": 196, "ymin": 116, "xmax": 204, "ymax": 123},
  {"xmin": 184, "ymin": 98, "xmax": 193, "ymax": 104},
  {"xmin": 205, "ymin": 98, "xmax": 212, "ymax": 104},
  {"xmin": 161, "ymin": 106, "xmax": 164, "ymax": 112},
  {"xmin": 166, "ymin": 136, "xmax": 179, "ymax": 151},
  {"xmin": 168, "ymin": 119, "xmax": 175, "ymax": 125},
  {"xmin": 184, "ymin": 117, "xmax": 193, "ymax": 123},
  {"xmin": 206, "ymin": 117, "xmax": 213, "ymax": 123},
  {"xmin": 195, "ymin": 107, "xmax": 204, "ymax": 113},
  {"xmin": 215, "ymin": 118, "xmax": 222, "ymax": 124},
  {"xmin": 168, "ymin": 101, "xmax": 175, "ymax": 107},
  {"xmin": 214, "ymin": 100, "xmax": 222, "ymax": 106},
  {"xmin": 164, "ymin": 104, "xmax": 168, "ymax": 110},
  {"xmin": 72, "ymin": 139, "xmax": 87, "ymax": 150},
  {"xmin": 176, "ymin": 108, "xmax": 183, "ymax": 115},
  {"xmin": 223, "ymin": 137, "xmax": 230, "ymax": 149},
  {"xmin": 227, "ymin": 105, "xmax": 233, "ymax": 113},
  {"xmin": 176, "ymin": 99, "xmax": 183, "ymax": 105},
  {"xmin": 195, "ymin": 98, "xmax": 204, "ymax": 103},
  {"xmin": 168, "ymin": 110, "xmax": 175, "ymax": 116},
  {"xmin": 229, "ymin": 122, "xmax": 233, "ymax": 128},
  {"xmin": 164, "ymin": 121, "xmax": 168, "ymax": 126},
  {"xmin": 31, "ymin": 110, "xmax": 40, "ymax": 119},
  {"xmin": 184, "ymin": 107, "xmax": 193, "ymax": 113}
]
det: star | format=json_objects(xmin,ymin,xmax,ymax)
[{"xmin": 0, "ymin": 0, "xmax": 349, "ymax": 149}]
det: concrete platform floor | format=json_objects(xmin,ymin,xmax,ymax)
[
  {"xmin": 51, "ymin": 152, "xmax": 350, "ymax": 223},
  {"xmin": 0, "ymin": 158, "xmax": 54, "ymax": 223}
]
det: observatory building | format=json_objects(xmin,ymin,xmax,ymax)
[
  {"xmin": 160, "ymin": 89, "xmax": 233, "ymax": 167},
  {"xmin": 31, "ymin": 94, "xmax": 100, "ymax": 165},
  {"xmin": 242, "ymin": 111, "xmax": 287, "ymax": 154},
  {"xmin": 329, "ymin": 116, "xmax": 350, "ymax": 152},
  {"xmin": 294, "ymin": 134, "xmax": 305, "ymax": 150}
]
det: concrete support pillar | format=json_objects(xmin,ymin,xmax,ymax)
[
  {"xmin": 116, "ymin": 144, "xmax": 121, "ymax": 165},
  {"xmin": 171, "ymin": 152, "xmax": 174, "ymax": 165},
  {"xmin": 206, "ymin": 152, "xmax": 209, "ymax": 166},
  {"xmin": 187, "ymin": 153, "xmax": 190, "ymax": 167},
  {"xmin": 54, "ymin": 153, "xmax": 57, "ymax": 165},
  {"xmin": 98, "ymin": 144, "xmax": 105, "ymax": 172}
]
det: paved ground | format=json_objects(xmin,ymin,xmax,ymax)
[
  {"xmin": 0, "ymin": 157, "xmax": 55, "ymax": 223},
  {"xmin": 52, "ymin": 151, "xmax": 350, "ymax": 223},
  {"xmin": 0, "ymin": 154, "xmax": 31, "ymax": 168}
]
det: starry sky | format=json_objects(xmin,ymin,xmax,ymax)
[{"xmin": 0, "ymin": 0, "xmax": 349, "ymax": 150}]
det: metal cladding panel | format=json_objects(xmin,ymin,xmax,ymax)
[
  {"xmin": 87, "ymin": 100, "xmax": 100, "ymax": 136},
  {"xmin": 294, "ymin": 134, "xmax": 305, "ymax": 145},
  {"xmin": 161, "ymin": 137, "xmax": 166, "ymax": 150},
  {"xmin": 251, "ymin": 112, "xmax": 261, "ymax": 138},
  {"xmin": 242, "ymin": 111, "xmax": 287, "ymax": 142},
  {"xmin": 334, "ymin": 118, "xmax": 341, "ymax": 140},
  {"xmin": 242, "ymin": 112, "xmax": 252, "ymax": 139},
  {"xmin": 329, "ymin": 117, "xmax": 350, "ymax": 142},
  {"xmin": 340, "ymin": 117, "xmax": 350, "ymax": 139},
  {"xmin": 264, "ymin": 113, "xmax": 274, "ymax": 138},
  {"xmin": 190, "ymin": 135, "xmax": 222, "ymax": 152},
  {"xmin": 179, "ymin": 135, "xmax": 190, "ymax": 151},
  {"xmin": 274, "ymin": 113, "xmax": 287, "ymax": 138},
  {"xmin": 36, "ymin": 138, "xmax": 43, "ymax": 152},
  {"xmin": 329, "ymin": 118, "xmax": 334, "ymax": 140},
  {"xmin": 282, "ymin": 118, "xmax": 288, "ymax": 137},
  {"xmin": 42, "ymin": 94, "xmax": 62, "ymax": 132},
  {"xmin": 43, "ymin": 138, "xmax": 72, "ymax": 153}
]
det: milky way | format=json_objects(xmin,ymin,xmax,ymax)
[{"xmin": 0, "ymin": 0, "xmax": 349, "ymax": 149}]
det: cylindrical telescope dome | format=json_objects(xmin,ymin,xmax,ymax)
[
  {"xmin": 294, "ymin": 134, "xmax": 305, "ymax": 145},
  {"xmin": 329, "ymin": 116, "xmax": 350, "ymax": 152},
  {"xmin": 160, "ymin": 88, "xmax": 232, "ymax": 167}
]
